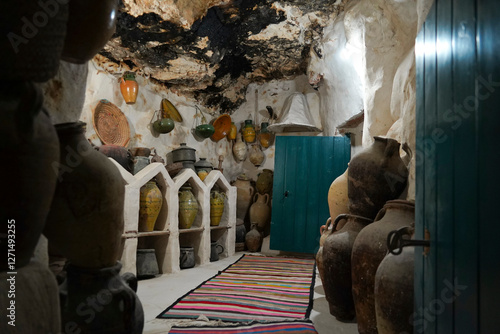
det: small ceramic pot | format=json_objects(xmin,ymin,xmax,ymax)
[
  {"xmin": 180, "ymin": 247, "xmax": 195, "ymax": 269},
  {"xmin": 210, "ymin": 242, "xmax": 224, "ymax": 262}
]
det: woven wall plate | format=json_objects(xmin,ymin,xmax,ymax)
[{"xmin": 93, "ymin": 99, "xmax": 131, "ymax": 147}]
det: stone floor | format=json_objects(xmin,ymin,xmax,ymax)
[{"xmin": 137, "ymin": 251, "xmax": 358, "ymax": 334}]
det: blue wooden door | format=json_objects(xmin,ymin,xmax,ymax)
[
  {"xmin": 415, "ymin": 0, "xmax": 500, "ymax": 332},
  {"xmin": 270, "ymin": 135, "xmax": 350, "ymax": 254}
]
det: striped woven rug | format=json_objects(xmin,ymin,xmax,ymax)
[
  {"xmin": 169, "ymin": 320, "xmax": 318, "ymax": 333},
  {"xmin": 157, "ymin": 254, "xmax": 316, "ymax": 322}
]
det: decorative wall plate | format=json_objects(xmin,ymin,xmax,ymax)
[{"xmin": 93, "ymin": 99, "xmax": 131, "ymax": 147}]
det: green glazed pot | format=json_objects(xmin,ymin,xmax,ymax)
[
  {"xmin": 195, "ymin": 124, "xmax": 215, "ymax": 138},
  {"xmin": 178, "ymin": 186, "xmax": 199, "ymax": 229},
  {"xmin": 153, "ymin": 117, "xmax": 175, "ymax": 134}
]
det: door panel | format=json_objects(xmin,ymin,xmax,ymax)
[{"xmin": 270, "ymin": 135, "xmax": 350, "ymax": 254}]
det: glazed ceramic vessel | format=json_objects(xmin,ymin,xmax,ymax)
[
  {"xmin": 120, "ymin": 71, "xmax": 139, "ymax": 104},
  {"xmin": 138, "ymin": 181, "xmax": 163, "ymax": 232},
  {"xmin": 351, "ymin": 200, "xmax": 415, "ymax": 334},
  {"xmin": 375, "ymin": 226, "xmax": 414, "ymax": 334},
  {"xmin": 348, "ymin": 136, "xmax": 410, "ymax": 219},
  {"xmin": 233, "ymin": 133, "xmax": 248, "ymax": 162},
  {"xmin": 0, "ymin": 82, "xmax": 59, "ymax": 270},
  {"xmin": 44, "ymin": 122, "xmax": 125, "ymax": 269},
  {"xmin": 322, "ymin": 213, "xmax": 373, "ymax": 321},
  {"xmin": 210, "ymin": 190, "xmax": 225, "ymax": 226},
  {"xmin": 178, "ymin": 186, "xmax": 199, "ymax": 229},
  {"xmin": 256, "ymin": 169, "xmax": 273, "ymax": 194},
  {"xmin": 258, "ymin": 122, "xmax": 273, "ymax": 148},
  {"xmin": 242, "ymin": 119, "xmax": 256, "ymax": 143},
  {"xmin": 227, "ymin": 122, "xmax": 237, "ymax": 140}
]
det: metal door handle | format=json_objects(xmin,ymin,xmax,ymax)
[
  {"xmin": 387, "ymin": 226, "xmax": 430, "ymax": 255},
  {"xmin": 284, "ymin": 191, "xmax": 289, "ymax": 198}
]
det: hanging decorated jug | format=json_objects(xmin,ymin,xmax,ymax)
[
  {"xmin": 322, "ymin": 213, "xmax": 373, "ymax": 321},
  {"xmin": 233, "ymin": 133, "xmax": 247, "ymax": 162},
  {"xmin": 249, "ymin": 144, "xmax": 265, "ymax": 167},
  {"xmin": 351, "ymin": 200, "xmax": 415, "ymax": 334},
  {"xmin": 210, "ymin": 190, "xmax": 226, "ymax": 226},
  {"xmin": 348, "ymin": 136, "xmax": 410, "ymax": 219},
  {"xmin": 120, "ymin": 71, "xmax": 139, "ymax": 104},
  {"xmin": 249, "ymin": 193, "xmax": 271, "ymax": 234},
  {"xmin": 242, "ymin": 119, "xmax": 256, "ymax": 143},
  {"xmin": 227, "ymin": 122, "xmax": 237, "ymax": 140},
  {"xmin": 178, "ymin": 185, "xmax": 199, "ymax": 229},
  {"xmin": 258, "ymin": 122, "xmax": 273, "ymax": 148},
  {"xmin": 138, "ymin": 181, "xmax": 163, "ymax": 232}
]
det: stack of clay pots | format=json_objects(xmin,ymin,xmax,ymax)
[{"xmin": 320, "ymin": 136, "xmax": 413, "ymax": 333}]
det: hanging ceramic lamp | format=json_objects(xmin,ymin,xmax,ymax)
[
  {"xmin": 267, "ymin": 92, "xmax": 321, "ymax": 132},
  {"xmin": 120, "ymin": 71, "xmax": 139, "ymax": 104}
]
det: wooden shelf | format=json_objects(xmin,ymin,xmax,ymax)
[
  {"xmin": 210, "ymin": 225, "xmax": 232, "ymax": 231},
  {"xmin": 179, "ymin": 226, "xmax": 205, "ymax": 234},
  {"xmin": 138, "ymin": 230, "xmax": 170, "ymax": 237}
]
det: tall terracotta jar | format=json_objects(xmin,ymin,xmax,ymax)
[
  {"xmin": 178, "ymin": 185, "xmax": 199, "ymax": 229},
  {"xmin": 249, "ymin": 193, "xmax": 271, "ymax": 234},
  {"xmin": 351, "ymin": 200, "xmax": 415, "ymax": 334},
  {"xmin": 233, "ymin": 174, "xmax": 255, "ymax": 223},
  {"xmin": 1, "ymin": 82, "xmax": 60, "ymax": 270},
  {"xmin": 233, "ymin": 133, "xmax": 248, "ymax": 162},
  {"xmin": 210, "ymin": 190, "xmax": 225, "ymax": 226},
  {"xmin": 322, "ymin": 213, "xmax": 373, "ymax": 321},
  {"xmin": 138, "ymin": 181, "xmax": 163, "ymax": 232},
  {"xmin": 44, "ymin": 122, "xmax": 125, "ymax": 269},
  {"xmin": 348, "ymin": 136, "xmax": 410, "ymax": 219},
  {"xmin": 61, "ymin": 0, "xmax": 118, "ymax": 64},
  {"xmin": 120, "ymin": 71, "xmax": 139, "ymax": 104},
  {"xmin": 328, "ymin": 167, "xmax": 349, "ymax": 222},
  {"xmin": 256, "ymin": 169, "xmax": 273, "ymax": 194},
  {"xmin": 375, "ymin": 226, "xmax": 414, "ymax": 334}
]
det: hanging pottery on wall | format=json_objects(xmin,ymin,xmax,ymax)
[
  {"xmin": 227, "ymin": 122, "xmax": 237, "ymax": 140},
  {"xmin": 178, "ymin": 185, "xmax": 199, "ymax": 229},
  {"xmin": 138, "ymin": 181, "xmax": 163, "ymax": 232},
  {"xmin": 152, "ymin": 109, "xmax": 175, "ymax": 134},
  {"xmin": 249, "ymin": 144, "xmax": 265, "ymax": 167},
  {"xmin": 233, "ymin": 133, "xmax": 247, "ymax": 162},
  {"xmin": 242, "ymin": 119, "xmax": 256, "ymax": 143},
  {"xmin": 120, "ymin": 71, "xmax": 139, "ymax": 104},
  {"xmin": 193, "ymin": 106, "xmax": 215, "ymax": 139},
  {"xmin": 258, "ymin": 122, "xmax": 273, "ymax": 148}
]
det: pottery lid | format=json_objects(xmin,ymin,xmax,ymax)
[
  {"xmin": 194, "ymin": 158, "xmax": 213, "ymax": 169},
  {"xmin": 173, "ymin": 143, "xmax": 196, "ymax": 152},
  {"xmin": 236, "ymin": 174, "xmax": 249, "ymax": 181}
]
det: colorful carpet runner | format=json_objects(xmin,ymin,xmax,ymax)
[
  {"xmin": 157, "ymin": 254, "xmax": 316, "ymax": 323},
  {"xmin": 169, "ymin": 320, "xmax": 318, "ymax": 334}
]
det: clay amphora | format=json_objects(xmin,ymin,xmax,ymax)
[
  {"xmin": 138, "ymin": 181, "xmax": 163, "ymax": 232},
  {"xmin": 62, "ymin": 262, "xmax": 144, "ymax": 333},
  {"xmin": 256, "ymin": 169, "xmax": 273, "ymax": 194},
  {"xmin": 233, "ymin": 174, "xmax": 255, "ymax": 222},
  {"xmin": 375, "ymin": 226, "xmax": 414, "ymax": 334},
  {"xmin": 233, "ymin": 133, "xmax": 248, "ymax": 162},
  {"xmin": 348, "ymin": 136, "xmax": 410, "ymax": 219},
  {"xmin": 178, "ymin": 186, "xmax": 199, "ymax": 229},
  {"xmin": 249, "ymin": 193, "xmax": 271, "ymax": 234},
  {"xmin": 62, "ymin": 0, "xmax": 118, "ymax": 64},
  {"xmin": 120, "ymin": 71, "xmax": 139, "ymax": 104},
  {"xmin": 44, "ymin": 122, "xmax": 125, "ymax": 269},
  {"xmin": 322, "ymin": 213, "xmax": 373, "ymax": 321},
  {"xmin": 0, "ymin": 82, "xmax": 60, "ymax": 270},
  {"xmin": 249, "ymin": 144, "xmax": 265, "ymax": 167},
  {"xmin": 210, "ymin": 190, "xmax": 226, "ymax": 226},
  {"xmin": 328, "ymin": 167, "xmax": 349, "ymax": 221},
  {"xmin": 351, "ymin": 200, "xmax": 415, "ymax": 334},
  {"xmin": 245, "ymin": 223, "xmax": 262, "ymax": 252},
  {"xmin": 242, "ymin": 119, "xmax": 256, "ymax": 143}
]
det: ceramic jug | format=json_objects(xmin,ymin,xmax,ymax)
[
  {"xmin": 249, "ymin": 144, "xmax": 265, "ymax": 167},
  {"xmin": 242, "ymin": 119, "xmax": 256, "ymax": 143},
  {"xmin": 178, "ymin": 186, "xmax": 199, "ymax": 229},
  {"xmin": 233, "ymin": 133, "xmax": 247, "ymax": 162},
  {"xmin": 210, "ymin": 190, "xmax": 226, "ymax": 226},
  {"xmin": 210, "ymin": 242, "xmax": 225, "ymax": 262},
  {"xmin": 120, "ymin": 71, "xmax": 139, "ymax": 104},
  {"xmin": 348, "ymin": 136, "xmax": 410, "ymax": 219},
  {"xmin": 322, "ymin": 213, "xmax": 373, "ymax": 321},
  {"xmin": 351, "ymin": 200, "xmax": 415, "ymax": 334},
  {"xmin": 249, "ymin": 193, "xmax": 271, "ymax": 234},
  {"xmin": 138, "ymin": 181, "xmax": 163, "ymax": 232}
]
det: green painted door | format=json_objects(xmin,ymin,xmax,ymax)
[
  {"xmin": 270, "ymin": 135, "xmax": 350, "ymax": 254},
  {"xmin": 415, "ymin": 0, "xmax": 500, "ymax": 332}
]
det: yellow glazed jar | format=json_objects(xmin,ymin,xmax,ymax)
[
  {"xmin": 242, "ymin": 119, "xmax": 256, "ymax": 143},
  {"xmin": 210, "ymin": 190, "xmax": 225, "ymax": 226},
  {"xmin": 139, "ymin": 181, "xmax": 163, "ymax": 232}
]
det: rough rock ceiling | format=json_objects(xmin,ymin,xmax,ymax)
[{"xmin": 98, "ymin": 0, "xmax": 346, "ymax": 112}]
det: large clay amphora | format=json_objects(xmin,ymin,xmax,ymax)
[
  {"xmin": 210, "ymin": 190, "xmax": 225, "ymax": 226},
  {"xmin": 328, "ymin": 167, "xmax": 349, "ymax": 221},
  {"xmin": 351, "ymin": 200, "xmax": 415, "ymax": 334},
  {"xmin": 249, "ymin": 193, "xmax": 271, "ymax": 234},
  {"xmin": 139, "ymin": 181, "xmax": 163, "ymax": 232},
  {"xmin": 375, "ymin": 226, "xmax": 414, "ymax": 334},
  {"xmin": 178, "ymin": 186, "xmax": 199, "ymax": 229},
  {"xmin": 348, "ymin": 136, "xmax": 410, "ymax": 219},
  {"xmin": 62, "ymin": 262, "xmax": 144, "ymax": 333},
  {"xmin": 256, "ymin": 169, "xmax": 273, "ymax": 194},
  {"xmin": 44, "ymin": 122, "xmax": 125, "ymax": 268},
  {"xmin": 0, "ymin": 82, "xmax": 60, "ymax": 270},
  {"xmin": 233, "ymin": 174, "xmax": 254, "ymax": 222},
  {"xmin": 322, "ymin": 213, "xmax": 373, "ymax": 321}
]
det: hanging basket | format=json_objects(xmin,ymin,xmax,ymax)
[{"xmin": 93, "ymin": 99, "xmax": 131, "ymax": 147}]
